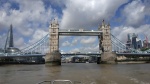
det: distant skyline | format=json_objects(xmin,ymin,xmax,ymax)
[
  {"xmin": 0, "ymin": 0, "xmax": 150, "ymax": 53},
  {"xmin": 127, "ymin": 33, "xmax": 148, "ymax": 42}
]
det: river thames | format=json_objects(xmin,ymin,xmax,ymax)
[{"xmin": 0, "ymin": 63, "xmax": 150, "ymax": 84}]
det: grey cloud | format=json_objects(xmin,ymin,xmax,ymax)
[
  {"xmin": 123, "ymin": 0, "xmax": 150, "ymax": 27},
  {"xmin": 60, "ymin": 0, "xmax": 128, "ymax": 29}
]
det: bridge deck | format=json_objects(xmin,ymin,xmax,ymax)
[
  {"xmin": 0, "ymin": 54, "xmax": 45, "ymax": 58},
  {"xmin": 61, "ymin": 53, "xmax": 101, "ymax": 56},
  {"xmin": 116, "ymin": 53, "xmax": 150, "ymax": 57}
]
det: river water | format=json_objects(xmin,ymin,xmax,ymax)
[{"xmin": 0, "ymin": 63, "xmax": 150, "ymax": 84}]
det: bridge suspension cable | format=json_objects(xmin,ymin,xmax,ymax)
[
  {"xmin": 111, "ymin": 34, "xmax": 127, "ymax": 52},
  {"xmin": 20, "ymin": 34, "xmax": 50, "ymax": 54}
]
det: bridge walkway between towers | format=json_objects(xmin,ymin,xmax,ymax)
[{"xmin": 58, "ymin": 29, "xmax": 102, "ymax": 36}]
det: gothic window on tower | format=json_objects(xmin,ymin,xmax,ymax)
[
  {"xmin": 51, "ymin": 24, "xmax": 55, "ymax": 27},
  {"xmin": 106, "ymin": 36, "xmax": 108, "ymax": 39},
  {"xmin": 107, "ymin": 47, "xmax": 109, "ymax": 51},
  {"xmin": 53, "ymin": 29, "xmax": 56, "ymax": 33}
]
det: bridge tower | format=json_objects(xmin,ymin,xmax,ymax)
[
  {"xmin": 98, "ymin": 20, "xmax": 116, "ymax": 63},
  {"xmin": 45, "ymin": 19, "xmax": 61, "ymax": 65},
  {"xmin": 49, "ymin": 19, "xmax": 59, "ymax": 52}
]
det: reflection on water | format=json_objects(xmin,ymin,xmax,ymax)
[{"xmin": 0, "ymin": 63, "xmax": 150, "ymax": 84}]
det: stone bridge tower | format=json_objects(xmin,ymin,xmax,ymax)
[
  {"xmin": 45, "ymin": 19, "xmax": 61, "ymax": 65},
  {"xmin": 49, "ymin": 19, "xmax": 59, "ymax": 53},
  {"xmin": 98, "ymin": 20, "xmax": 116, "ymax": 63}
]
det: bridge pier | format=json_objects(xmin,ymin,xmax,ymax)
[
  {"xmin": 98, "ymin": 20, "xmax": 116, "ymax": 64},
  {"xmin": 100, "ymin": 52, "xmax": 116, "ymax": 63},
  {"xmin": 45, "ymin": 50, "xmax": 61, "ymax": 65}
]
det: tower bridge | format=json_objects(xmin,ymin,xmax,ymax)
[
  {"xmin": 1, "ymin": 19, "xmax": 150, "ymax": 64},
  {"xmin": 45, "ymin": 19, "xmax": 115, "ymax": 65}
]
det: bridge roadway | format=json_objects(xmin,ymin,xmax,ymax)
[
  {"xmin": 61, "ymin": 52, "xmax": 150, "ymax": 58},
  {"xmin": 61, "ymin": 53, "xmax": 101, "ymax": 56},
  {"xmin": 0, "ymin": 53, "xmax": 150, "ymax": 58},
  {"xmin": 58, "ymin": 29, "xmax": 102, "ymax": 36},
  {"xmin": 0, "ymin": 54, "xmax": 45, "ymax": 58},
  {"xmin": 116, "ymin": 53, "xmax": 150, "ymax": 57}
]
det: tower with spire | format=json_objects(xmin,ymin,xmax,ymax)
[
  {"xmin": 45, "ymin": 19, "xmax": 61, "ymax": 65},
  {"xmin": 98, "ymin": 20, "xmax": 116, "ymax": 63},
  {"xmin": 4, "ymin": 24, "xmax": 20, "ymax": 53},
  {"xmin": 9, "ymin": 24, "xmax": 14, "ymax": 47},
  {"xmin": 99, "ymin": 20, "xmax": 112, "ymax": 52}
]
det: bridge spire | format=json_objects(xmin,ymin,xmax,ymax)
[{"xmin": 102, "ymin": 19, "xmax": 104, "ymax": 23}]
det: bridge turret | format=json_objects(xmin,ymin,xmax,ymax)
[
  {"xmin": 102, "ymin": 19, "xmax": 105, "ymax": 26},
  {"xmin": 50, "ymin": 19, "xmax": 59, "ymax": 27}
]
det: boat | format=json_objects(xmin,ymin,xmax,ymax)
[{"xmin": 37, "ymin": 80, "xmax": 81, "ymax": 84}]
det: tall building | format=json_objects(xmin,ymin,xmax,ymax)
[
  {"xmin": 132, "ymin": 33, "xmax": 137, "ymax": 49},
  {"xmin": 126, "ymin": 34, "xmax": 132, "ymax": 49},
  {"xmin": 136, "ymin": 39, "xmax": 142, "ymax": 49},
  {"xmin": 126, "ymin": 33, "xmax": 141, "ymax": 49},
  {"xmin": 143, "ymin": 35, "xmax": 149, "ymax": 48},
  {"xmin": 148, "ymin": 43, "xmax": 150, "ymax": 48},
  {"xmin": 143, "ymin": 40, "xmax": 148, "ymax": 48},
  {"xmin": 5, "ymin": 24, "xmax": 14, "ymax": 49},
  {"xmin": 4, "ymin": 24, "xmax": 20, "ymax": 53},
  {"xmin": 127, "ymin": 33, "xmax": 130, "ymax": 41}
]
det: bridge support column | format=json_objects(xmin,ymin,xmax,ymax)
[
  {"xmin": 45, "ymin": 50, "xmax": 61, "ymax": 65},
  {"xmin": 45, "ymin": 19, "xmax": 61, "ymax": 65},
  {"xmin": 98, "ymin": 20, "xmax": 116, "ymax": 64}
]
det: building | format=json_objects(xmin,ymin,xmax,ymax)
[
  {"xmin": 126, "ymin": 33, "xmax": 150, "ymax": 49},
  {"xmin": 143, "ymin": 40, "xmax": 148, "ymax": 48},
  {"xmin": 126, "ymin": 33, "xmax": 144, "ymax": 49},
  {"xmin": 126, "ymin": 34, "xmax": 132, "ymax": 49},
  {"xmin": 148, "ymin": 43, "xmax": 150, "ymax": 48},
  {"xmin": 136, "ymin": 39, "xmax": 142, "ymax": 49},
  {"xmin": 132, "ymin": 33, "xmax": 137, "ymax": 49}
]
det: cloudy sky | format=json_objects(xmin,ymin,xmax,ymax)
[{"xmin": 0, "ymin": 0, "xmax": 150, "ymax": 53}]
